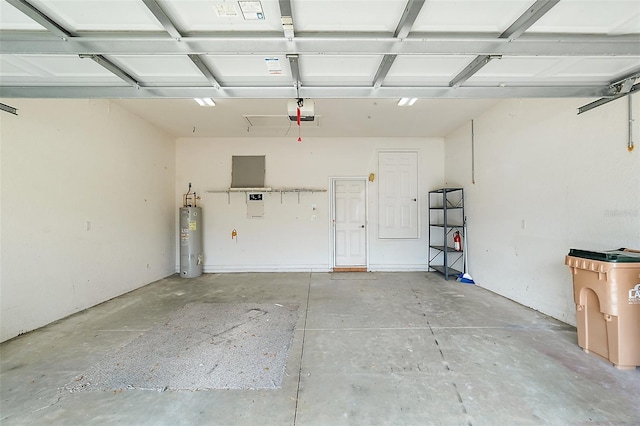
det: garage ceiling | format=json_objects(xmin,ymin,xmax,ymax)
[{"xmin": 1, "ymin": 0, "xmax": 639, "ymax": 137}]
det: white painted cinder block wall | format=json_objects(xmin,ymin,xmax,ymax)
[
  {"xmin": 175, "ymin": 137, "xmax": 444, "ymax": 272},
  {"xmin": 0, "ymin": 99, "xmax": 176, "ymax": 342},
  {"xmin": 444, "ymin": 95, "xmax": 640, "ymax": 325}
]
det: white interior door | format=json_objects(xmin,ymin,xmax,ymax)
[
  {"xmin": 334, "ymin": 180, "xmax": 366, "ymax": 267},
  {"xmin": 378, "ymin": 151, "xmax": 418, "ymax": 239}
]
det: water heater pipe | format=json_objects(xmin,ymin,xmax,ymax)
[{"xmin": 183, "ymin": 182, "xmax": 199, "ymax": 207}]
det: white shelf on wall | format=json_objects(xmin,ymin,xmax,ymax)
[{"xmin": 205, "ymin": 188, "xmax": 327, "ymax": 204}]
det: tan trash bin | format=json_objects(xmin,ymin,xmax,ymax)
[{"xmin": 565, "ymin": 248, "xmax": 640, "ymax": 370}]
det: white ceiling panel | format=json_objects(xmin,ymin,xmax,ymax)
[
  {"xmin": 0, "ymin": 1, "xmax": 46, "ymax": 30},
  {"xmin": 555, "ymin": 57, "xmax": 640, "ymax": 80},
  {"xmin": 0, "ymin": 55, "xmax": 30, "ymax": 76},
  {"xmin": 292, "ymin": 0, "xmax": 406, "ymax": 32},
  {"xmin": 528, "ymin": 0, "xmax": 640, "ymax": 35},
  {"xmin": 466, "ymin": 57, "xmax": 585, "ymax": 85},
  {"xmin": 201, "ymin": 55, "xmax": 292, "ymax": 86},
  {"xmin": 158, "ymin": 0, "xmax": 282, "ymax": 32},
  {"xmin": 300, "ymin": 55, "xmax": 382, "ymax": 86},
  {"xmin": 109, "ymin": 55, "xmax": 210, "ymax": 85},
  {"xmin": 384, "ymin": 55, "xmax": 474, "ymax": 86},
  {"xmin": 412, "ymin": 0, "xmax": 533, "ymax": 33},
  {"xmin": 467, "ymin": 56, "xmax": 640, "ymax": 85},
  {"xmin": 29, "ymin": 0, "xmax": 165, "ymax": 32},
  {"xmin": 468, "ymin": 57, "xmax": 569, "ymax": 79},
  {"xmin": 0, "ymin": 54, "xmax": 122, "ymax": 85}
]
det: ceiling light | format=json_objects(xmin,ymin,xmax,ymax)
[
  {"xmin": 194, "ymin": 98, "xmax": 215, "ymax": 107},
  {"xmin": 397, "ymin": 97, "xmax": 417, "ymax": 106}
]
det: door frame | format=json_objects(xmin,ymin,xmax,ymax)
[{"xmin": 329, "ymin": 177, "xmax": 369, "ymax": 270}]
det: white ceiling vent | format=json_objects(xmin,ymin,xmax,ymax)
[{"xmin": 243, "ymin": 115, "xmax": 321, "ymax": 128}]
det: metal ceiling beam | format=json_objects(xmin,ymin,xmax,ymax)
[
  {"xmin": 278, "ymin": 0, "xmax": 293, "ymax": 19},
  {"xmin": 2, "ymin": 34, "xmax": 637, "ymax": 56},
  {"xmin": 141, "ymin": 0, "xmax": 182, "ymax": 40},
  {"xmin": 395, "ymin": 0, "xmax": 426, "ymax": 39},
  {"xmin": 610, "ymin": 67, "xmax": 640, "ymax": 93},
  {"xmin": 449, "ymin": 0, "xmax": 560, "ymax": 87},
  {"xmin": 371, "ymin": 0, "xmax": 426, "ymax": 88},
  {"xmin": 279, "ymin": 0, "xmax": 295, "ymax": 40},
  {"xmin": 577, "ymin": 83, "xmax": 639, "ymax": 114},
  {"xmin": 618, "ymin": 78, "xmax": 636, "ymax": 94},
  {"xmin": 450, "ymin": 55, "xmax": 500, "ymax": 88},
  {"xmin": 140, "ymin": 1, "xmax": 222, "ymax": 89},
  {"xmin": 373, "ymin": 55, "xmax": 397, "ymax": 88},
  {"xmin": 0, "ymin": 84, "xmax": 615, "ymax": 100},
  {"xmin": 79, "ymin": 54, "xmax": 140, "ymax": 87},
  {"xmin": 187, "ymin": 54, "xmax": 221, "ymax": 89},
  {"xmin": 577, "ymin": 69, "xmax": 640, "ymax": 114},
  {"xmin": 6, "ymin": 0, "xmax": 74, "ymax": 40},
  {"xmin": 287, "ymin": 54, "xmax": 301, "ymax": 89},
  {"xmin": 280, "ymin": 0, "xmax": 298, "ymax": 89},
  {"xmin": 501, "ymin": 0, "xmax": 561, "ymax": 40}
]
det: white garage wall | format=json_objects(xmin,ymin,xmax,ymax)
[
  {"xmin": 444, "ymin": 95, "xmax": 640, "ymax": 325},
  {"xmin": 0, "ymin": 99, "xmax": 176, "ymax": 342},
  {"xmin": 175, "ymin": 137, "xmax": 444, "ymax": 272}
]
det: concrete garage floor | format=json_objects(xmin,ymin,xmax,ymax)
[{"xmin": 1, "ymin": 272, "xmax": 639, "ymax": 425}]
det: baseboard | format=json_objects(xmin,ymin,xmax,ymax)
[
  {"xmin": 203, "ymin": 265, "xmax": 332, "ymax": 273},
  {"xmin": 368, "ymin": 264, "xmax": 429, "ymax": 272},
  {"xmin": 176, "ymin": 264, "xmax": 428, "ymax": 273}
]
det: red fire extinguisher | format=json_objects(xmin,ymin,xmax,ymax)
[{"xmin": 454, "ymin": 231, "xmax": 462, "ymax": 251}]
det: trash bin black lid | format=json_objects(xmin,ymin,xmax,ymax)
[{"xmin": 568, "ymin": 248, "xmax": 640, "ymax": 263}]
